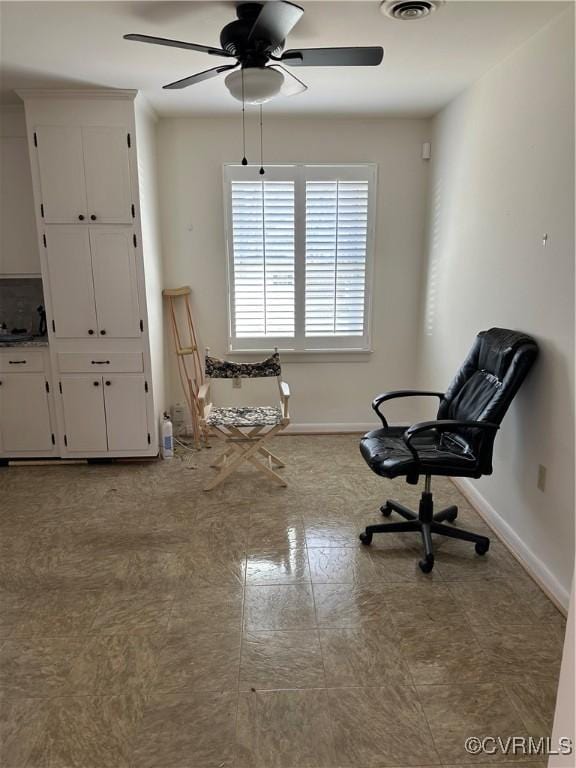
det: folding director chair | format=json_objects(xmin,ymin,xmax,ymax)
[{"xmin": 198, "ymin": 350, "xmax": 290, "ymax": 491}]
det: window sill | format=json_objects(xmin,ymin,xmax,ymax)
[{"xmin": 227, "ymin": 349, "xmax": 373, "ymax": 364}]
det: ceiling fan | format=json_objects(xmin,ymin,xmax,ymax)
[{"xmin": 124, "ymin": 1, "xmax": 384, "ymax": 104}]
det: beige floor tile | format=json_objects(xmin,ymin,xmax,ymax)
[
  {"xmin": 244, "ymin": 584, "xmax": 316, "ymax": 631},
  {"xmin": 0, "ymin": 697, "xmax": 50, "ymax": 768},
  {"xmin": 248, "ymin": 511, "xmax": 306, "ymax": 549},
  {"xmin": 132, "ymin": 690, "xmax": 237, "ymax": 768},
  {"xmin": 417, "ymin": 683, "xmax": 534, "ymax": 764},
  {"xmin": 384, "ymin": 584, "xmax": 473, "ymax": 632},
  {"xmin": 368, "ymin": 536, "xmax": 442, "ymax": 583},
  {"xmin": 169, "ymin": 584, "xmax": 244, "ymax": 635},
  {"xmin": 4, "ymin": 589, "xmax": 103, "ymax": 638},
  {"xmin": 432, "ymin": 541, "xmax": 514, "ymax": 581},
  {"xmin": 155, "ymin": 631, "xmax": 241, "ymax": 693},
  {"xmin": 307, "ymin": 546, "xmax": 376, "ymax": 584},
  {"xmin": 26, "ymin": 693, "xmax": 143, "ymax": 768},
  {"xmin": 328, "ymin": 685, "xmax": 441, "ymax": 766},
  {"xmin": 66, "ymin": 634, "xmax": 163, "ymax": 695},
  {"xmin": 236, "ymin": 688, "xmax": 336, "ymax": 768},
  {"xmin": 305, "ymin": 520, "xmax": 363, "ymax": 548},
  {"xmin": 90, "ymin": 589, "xmax": 174, "ymax": 635},
  {"xmin": 0, "ymin": 636, "xmax": 85, "ymax": 699},
  {"xmin": 449, "ymin": 581, "xmax": 541, "ymax": 628},
  {"xmin": 505, "ymin": 679, "xmax": 558, "ymax": 737},
  {"xmin": 319, "ymin": 624, "xmax": 411, "ymax": 687},
  {"xmin": 471, "ymin": 624, "xmax": 563, "ymax": 681},
  {"xmin": 313, "ymin": 583, "xmax": 391, "ymax": 628},
  {"xmin": 398, "ymin": 623, "xmax": 495, "ymax": 685},
  {"xmin": 240, "ymin": 629, "xmax": 325, "ymax": 690},
  {"xmin": 246, "ymin": 547, "xmax": 309, "ymax": 585}
]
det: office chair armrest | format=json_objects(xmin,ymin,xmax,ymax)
[
  {"xmin": 402, "ymin": 419, "xmax": 499, "ymax": 462},
  {"xmin": 372, "ymin": 390, "xmax": 444, "ymax": 428}
]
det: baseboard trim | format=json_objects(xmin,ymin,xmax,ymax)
[
  {"xmin": 283, "ymin": 422, "xmax": 376, "ymax": 435},
  {"xmin": 452, "ymin": 477, "xmax": 569, "ymax": 615}
]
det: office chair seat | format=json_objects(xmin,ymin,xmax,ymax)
[{"xmin": 360, "ymin": 426, "xmax": 478, "ymax": 480}]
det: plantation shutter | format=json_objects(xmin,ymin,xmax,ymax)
[
  {"xmin": 230, "ymin": 179, "xmax": 295, "ymax": 338},
  {"xmin": 305, "ymin": 179, "xmax": 369, "ymax": 337}
]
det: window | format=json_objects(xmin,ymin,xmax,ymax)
[{"xmin": 224, "ymin": 164, "xmax": 376, "ymax": 352}]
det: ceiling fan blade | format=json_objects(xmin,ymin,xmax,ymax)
[
  {"xmin": 269, "ymin": 65, "xmax": 308, "ymax": 97},
  {"xmin": 163, "ymin": 63, "xmax": 238, "ymax": 90},
  {"xmin": 124, "ymin": 33, "xmax": 232, "ymax": 58},
  {"xmin": 281, "ymin": 46, "xmax": 384, "ymax": 67},
  {"xmin": 248, "ymin": 1, "xmax": 304, "ymax": 51}
]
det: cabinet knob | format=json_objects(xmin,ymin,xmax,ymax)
[
  {"xmin": 78, "ymin": 214, "xmax": 85, "ymax": 221},
  {"xmin": 88, "ymin": 329, "xmax": 94, "ymax": 335},
  {"xmin": 105, "ymin": 380, "xmax": 111, "ymax": 386},
  {"xmin": 93, "ymin": 381, "xmax": 100, "ymax": 386},
  {"xmin": 100, "ymin": 329, "xmax": 107, "ymax": 336},
  {"xmin": 90, "ymin": 214, "xmax": 97, "ymax": 221}
]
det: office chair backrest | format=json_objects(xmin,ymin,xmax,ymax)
[
  {"xmin": 437, "ymin": 328, "xmax": 538, "ymax": 472},
  {"xmin": 205, "ymin": 351, "xmax": 282, "ymax": 379}
]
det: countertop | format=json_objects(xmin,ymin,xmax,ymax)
[{"xmin": 0, "ymin": 338, "xmax": 49, "ymax": 348}]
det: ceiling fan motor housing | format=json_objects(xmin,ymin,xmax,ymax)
[
  {"xmin": 220, "ymin": 3, "xmax": 283, "ymax": 63},
  {"xmin": 380, "ymin": 0, "xmax": 444, "ymax": 20}
]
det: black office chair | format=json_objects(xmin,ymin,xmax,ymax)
[{"xmin": 359, "ymin": 328, "xmax": 538, "ymax": 572}]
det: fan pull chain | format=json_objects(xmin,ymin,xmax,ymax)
[
  {"xmin": 241, "ymin": 69, "xmax": 247, "ymax": 165},
  {"xmin": 259, "ymin": 104, "xmax": 265, "ymax": 175}
]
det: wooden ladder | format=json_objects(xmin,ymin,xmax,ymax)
[{"xmin": 162, "ymin": 286, "xmax": 206, "ymax": 448}]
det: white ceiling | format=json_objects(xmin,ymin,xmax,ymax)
[{"xmin": 0, "ymin": 1, "xmax": 568, "ymax": 117}]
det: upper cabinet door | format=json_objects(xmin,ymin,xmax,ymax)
[
  {"xmin": 82, "ymin": 127, "xmax": 132, "ymax": 224},
  {"xmin": 45, "ymin": 227, "xmax": 98, "ymax": 338},
  {"xmin": 90, "ymin": 228, "xmax": 141, "ymax": 338},
  {"xmin": 35, "ymin": 126, "xmax": 87, "ymax": 223}
]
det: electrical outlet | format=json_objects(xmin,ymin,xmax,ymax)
[
  {"xmin": 537, "ymin": 464, "xmax": 547, "ymax": 492},
  {"xmin": 233, "ymin": 376, "xmax": 242, "ymax": 389}
]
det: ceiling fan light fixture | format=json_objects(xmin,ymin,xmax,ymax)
[{"xmin": 225, "ymin": 66, "xmax": 284, "ymax": 104}]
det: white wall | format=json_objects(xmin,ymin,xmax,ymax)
[
  {"xmin": 157, "ymin": 116, "xmax": 431, "ymax": 429},
  {"xmin": 419, "ymin": 9, "xmax": 575, "ymax": 605}
]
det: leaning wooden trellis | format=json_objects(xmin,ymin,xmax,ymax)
[{"xmin": 162, "ymin": 286, "xmax": 207, "ymax": 448}]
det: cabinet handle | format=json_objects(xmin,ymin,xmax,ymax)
[
  {"xmin": 93, "ymin": 381, "xmax": 100, "ymax": 386},
  {"xmin": 88, "ymin": 329, "xmax": 94, "ymax": 335},
  {"xmin": 8, "ymin": 360, "xmax": 26, "ymax": 365},
  {"xmin": 100, "ymin": 330, "xmax": 107, "ymax": 335},
  {"xmin": 91, "ymin": 360, "xmax": 110, "ymax": 365},
  {"xmin": 90, "ymin": 214, "xmax": 97, "ymax": 221},
  {"xmin": 78, "ymin": 214, "xmax": 85, "ymax": 221},
  {"xmin": 105, "ymin": 380, "xmax": 111, "ymax": 386}
]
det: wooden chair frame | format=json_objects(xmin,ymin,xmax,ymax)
[{"xmin": 198, "ymin": 352, "xmax": 290, "ymax": 492}]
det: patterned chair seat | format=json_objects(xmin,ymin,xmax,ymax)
[{"xmin": 206, "ymin": 405, "xmax": 283, "ymax": 428}]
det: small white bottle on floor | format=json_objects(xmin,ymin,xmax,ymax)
[{"xmin": 161, "ymin": 414, "xmax": 174, "ymax": 459}]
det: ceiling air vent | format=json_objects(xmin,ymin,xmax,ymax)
[{"xmin": 380, "ymin": 0, "xmax": 444, "ymax": 20}]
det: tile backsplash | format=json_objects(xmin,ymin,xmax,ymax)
[{"xmin": 0, "ymin": 278, "xmax": 45, "ymax": 333}]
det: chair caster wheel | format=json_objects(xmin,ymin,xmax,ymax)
[
  {"xmin": 445, "ymin": 511, "xmax": 457, "ymax": 523},
  {"xmin": 380, "ymin": 503, "xmax": 392, "ymax": 517},
  {"xmin": 359, "ymin": 532, "xmax": 373, "ymax": 546},
  {"xmin": 419, "ymin": 555, "xmax": 434, "ymax": 574},
  {"xmin": 475, "ymin": 540, "xmax": 490, "ymax": 556}
]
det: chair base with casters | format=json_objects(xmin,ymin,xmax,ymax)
[
  {"xmin": 357, "ymin": 328, "xmax": 538, "ymax": 574},
  {"xmin": 359, "ymin": 475, "xmax": 490, "ymax": 573}
]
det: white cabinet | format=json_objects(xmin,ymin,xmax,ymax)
[
  {"xmin": 60, "ymin": 375, "xmax": 108, "ymax": 452},
  {"xmin": 44, "ymin": 226, "xmax": 140, "ymax": 339},
  {"xmin": 60, "ymin": 373, "xmax": 149, "ymax": 453},
  {"xmin": 35, "ymin": 125, "xmax": 132, "ymax": 224},
  {"xmin": 0, "ymin": 372, "xmax": 54, "ymax": 453},
  {"xmin": 90, "ymin": 229, "xmax": 141, "ymax": 338},
  {"xmin": 103, "ymin": 375, "xmax": 150, "ymax": 451}
]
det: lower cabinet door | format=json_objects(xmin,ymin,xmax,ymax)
[
  {"xmin": 103, "ymin": 375, "xmax": 149, "ymax": 452},
  {"xmin": 60, "ymin": 375, "xmax": 107, "ymax": 452},
  {"xmin": 0, "ymin": 374, "xmax": 53, "ymax": 452}
]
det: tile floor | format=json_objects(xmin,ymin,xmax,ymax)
[{"xmin": 0, "ymin": 435, "xmax": 565, "ymax": 768}]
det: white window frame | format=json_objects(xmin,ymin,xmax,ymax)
[{"xmin": 223, "ymin": 163, "xmax": 377, "ymax": 353}]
